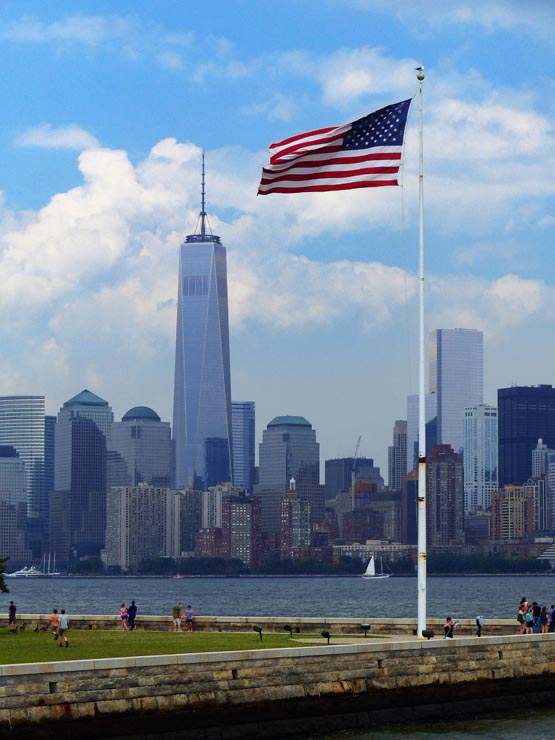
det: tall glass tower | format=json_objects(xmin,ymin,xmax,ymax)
[
  {"xmin": 0, "ymin": 396, "xmax": 45, "ymax": 526},
  {"xmin": 50, "ymin": 389, "xmax": 113, "ymax": 564},
  {"xmin": 429, "ymin": 328, "xmax": 483, "ymax": 455},
  {"xmin": 173, "ymin": 161, "xmax": 233, "ymax": 490},
  {"xmin": 232, "ymin": 401, "xmax": 255, "ymax": 493},
  {"xmin": 463, "ymin": 404, "xmax": 498, "ymax": 512}
]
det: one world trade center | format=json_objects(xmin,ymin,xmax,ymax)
[{"xmin": 173, "ymin": 162, "xmax": 233, "ymax": 489}]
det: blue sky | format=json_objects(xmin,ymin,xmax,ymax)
[{"xmin": 0, "ymin": 0, "xmax": 554, "ymax": 475}]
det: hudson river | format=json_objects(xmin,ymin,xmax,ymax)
[
  {"xmin": 4, "ymin": 573, "xmax": 555, "ymax": 618},
  {"xmin": 299, "ymin": 707, "xmax": 555, "ymax": 739}
]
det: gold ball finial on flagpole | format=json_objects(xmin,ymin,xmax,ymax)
[{"xmin": 415, "ymin": 66, "xmax": 425, "ymax": 81}]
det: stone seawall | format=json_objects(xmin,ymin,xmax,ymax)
[
  {"xmin": 2, "ymin": 633, "xmax": 555, "ymax": 739},
  {"xmin": 17, "ymin": 613, "xmax": 519, "ymax": 636}
]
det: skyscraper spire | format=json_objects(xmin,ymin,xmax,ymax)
[
  {"xmin": 200, "ymin": 150, "xmax": 206, "ymax": 239},
  {"xmin": 185, "ymin": 151, "xmax": 220, "ymax": 244}
]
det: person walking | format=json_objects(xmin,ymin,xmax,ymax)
[
  {"xmin": 185, "ymin": 604, "xmax": 194, "ymax": 632},
  {"xmin": 119, "ymin": 603, "xmax": 128, "ymax": 630},
  {"xmin": 172, "ymin": 601, "xmax": 182, "ymax": 631},
  {"xmin": 48, "ymin": 608, "xmax": 60, "ymax": 640},
  {"xmin": 532, "ymin": 601, "xmax": 542, "ymax": 634},
  {"xmin": 540, "ymin": 606, "xmax": 549, "ymax": 634},
  {"xmin": 517, "ymin": 598, "xmax": 527, "ymax": 635},
  {"xmin": 8, "ymin": 601, "xmax": 17, "ymax": 631},
  {"xmin": 548, "ymin": 605, "xmax": 555, "ymax": 633},
  {"xmin": 525, "ymin": 606, "xmax": 534, "ymax": 634},
  {"xmin": 475, "ymin": 615, "xmax": 484, "ymax": 637},
  {"xmin": 58, "ymin": 609, "xmax": 69, "ymax": 648},
  {"xmin": 127, "ymin": 601, "xmax": 137, "ymax": 631}
]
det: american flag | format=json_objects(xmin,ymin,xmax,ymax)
[{"xmin": 258, "ymin": 99, "xmax": 412, "ymax": 195}]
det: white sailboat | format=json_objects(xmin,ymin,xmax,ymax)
[{"xmin": 362, "ymin": 555, "xmax": 390, "ymax": 580}]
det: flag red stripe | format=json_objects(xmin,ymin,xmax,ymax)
[
  {"xmin": 268, "ymin": 125, "xmax": 338, "ymax": 150},
  {"xmin": 260, "ymin": 166, "xmax": 400, "ymax": 184},
  {"xmin": 258, "ymin": 179, "xmax": 399, "ymax": 195},
  {"xmin": 263, "ymin": 151, "xmax": 401, "ymax": 175},
  {"xmin": 270, "ymin": 144, "xmax": 344, "ymax": 166},
  {"xmin": 270, "ymin": 131, "xmax": 346, "ymax": 163}
]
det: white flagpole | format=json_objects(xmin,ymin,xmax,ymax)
[{"xmin": 416, "ymin": 66, "xmax": 427, "ymax": 638}]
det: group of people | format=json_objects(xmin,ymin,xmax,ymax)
[
  {"xmin": 46, "ymin": 608, "xmax": 70, "ymax": 647},
  {"xmin": 443, "ymin": 615, "xmax": 484, "ymax": 639},
  {"xmin": 172, "ymin": 601, "xmax": 194, "ymax": 632},
  {"xmin": 517, "ymin": 597, "xmax": 555, "ymax": 634},
  {"xmin": 118, "ymin": 601, "xmax": 138, "ymax": 630},
  {"xmin": 6, "ymin": 599, "xmax": 195, "ymax": 635}
]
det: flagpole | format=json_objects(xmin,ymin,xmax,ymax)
[{"xmin": 416, "ymin": 66, "xmax": 427, "ymax": 638}]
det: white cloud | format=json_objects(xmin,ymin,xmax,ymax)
[
  {"xmin": 347, "ymin": 1, "xmax": 555, "ymax": 42},
  {"xmin": 0, "ymin": 14, "xmax": 197, "ymax": 69},
  {"xmin": 193, "ymin": 59, "xmax": 251, "ymax": 84},
  {"xmin": 0, "ymin": 15, "xmax": 132, "ymax": 44},
  {"xmin": 312, "ymin": 48, "xmax": 417, "ymax": 108},
  {"xmin": 156, "ymin": 50, "xmax": 183, "ymax": 70},
  {"xmin": 15, "ymin": 124, "xmax": 100, "ymax": 151},
  {"xmin": 241, "ymin": 93, "xmax": 299, "ymax": 122},
  {"xmin": 429, "ymin": 273, "xmax": 550, "ymax": 340}
]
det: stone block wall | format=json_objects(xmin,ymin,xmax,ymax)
[
  {"xmin": 17, "ymin": 613, "xmax": 519, "ymax": 637},
  {"xmin": 1, "ymin": 633, "xmax": 555, "ymax": 738}
]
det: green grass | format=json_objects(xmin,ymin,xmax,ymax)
[{"xmin": 0, "ymin": 628, "xmax": 305, "ymax": 665}]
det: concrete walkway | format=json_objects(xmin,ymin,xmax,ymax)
[{"xmin": 293, "ymin": 634, "xmax": 421, "ymax": 645}]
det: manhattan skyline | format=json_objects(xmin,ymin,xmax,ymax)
[{"xmin": 0, "ymin": 1, "xmax": 553, "ymax": 474}]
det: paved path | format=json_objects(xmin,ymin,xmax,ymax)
[{"xmin": 293, "ymin": 634, "xmax": 421, "ymax": 645}]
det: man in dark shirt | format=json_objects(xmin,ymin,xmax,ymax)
[
  {"xmin": 127, "ymin": 601, "xmax": 138, "ymax": 631},
  {"xmin": 8, "ymin": 601, "xmax": 16, "ymax": 631},
  {"xmin": 532, "ymin": 602, "xmax": 542, "ymax": 634}
]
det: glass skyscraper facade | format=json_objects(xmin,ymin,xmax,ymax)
[
  {"xmin": 232, "ymin": 401, "xmax": 255, "ymax": 493},
  {"xmin": 388, "ymin": 419, "xmax": 407, "ymax": 491},
  {"xmin": 463, "ymin": 404, "xmax": 498, "ymax": 512},
  {"xmin": 498, "ymin": 384, "xmax": 555, "ymax": 488},
  {"xmin": 429, "ymin": 328, "xmax": 483, "ymax": 455},
  {"xmin": 173, "ymin": 209, "xmax": 233, "ymax": 491},
  {"xmin": 0, "ymin": 445, "xmax": 30, "ymax": 563},
  {"xmin": 255, "ymin": 415, "xmax": 323, "ymax": 532},
  {"xmin": 50, "ymin": 389, "xmax": 113, "ymax": 564},
  {"xmin": 111, "ymin": 406, "xmax": 172, "ymax": 487},
  {"xmin": 406, "ymin": 392, "xmax": 437, "ymax": 472},
  {"xmin": 0, "ymin": 446, "xmax": 26, "ymax": 506},
  {"xmin": 0, "ymin": 396, "xmax": 45, "ymax": 524}
]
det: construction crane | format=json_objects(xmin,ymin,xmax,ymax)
[{"xmin": 351, "ymin": 435, "xmax": 362, "ymax": 512}]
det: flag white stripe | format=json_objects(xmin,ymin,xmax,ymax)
[
  {"xmin": 264, "ymin": 150, "xmax": 402, "ymax": 174},
  {"xmin": 269, "ymin": 123, "xmax": 351, "ymax": 158},
  {"xmin": 262, "ymin": 160, "xmax": 401, "ymax": 180},
  {"xmin": 258, "ymin": 172, "xmax": 399, "ymax": 193}
]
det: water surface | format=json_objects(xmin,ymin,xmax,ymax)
[{"xmin": 3, "ymin": 574, "xmax": 555, "ymax": 618}]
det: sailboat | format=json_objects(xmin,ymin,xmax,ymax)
[{"xmin": 362, "ymin": 555, "xmax": 390, "ymax": 580}]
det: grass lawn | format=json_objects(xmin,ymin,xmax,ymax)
[{"xmin": 0, "ymin": 628, "xmax": 306, "ymax": 665}]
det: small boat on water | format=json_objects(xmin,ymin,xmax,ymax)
[{"xmin": 362, "ymin": 555, "xmax": 390, "ymax": 580}]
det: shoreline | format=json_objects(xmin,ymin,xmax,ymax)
[{"xmin": 6, "ymin": 572, "xmax": 553, "ymax": 579}]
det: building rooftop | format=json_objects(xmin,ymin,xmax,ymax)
[
  {"xmin": 64, "ymin": 389, "xmax": 109, "ymax": 407},
  {"xmin": 122, "ymin": 406, "xmax": 161, "ymax": 422},
  {"xmin": 268, "ymin": 415, "xmax": 311, "ymax": 428}
]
